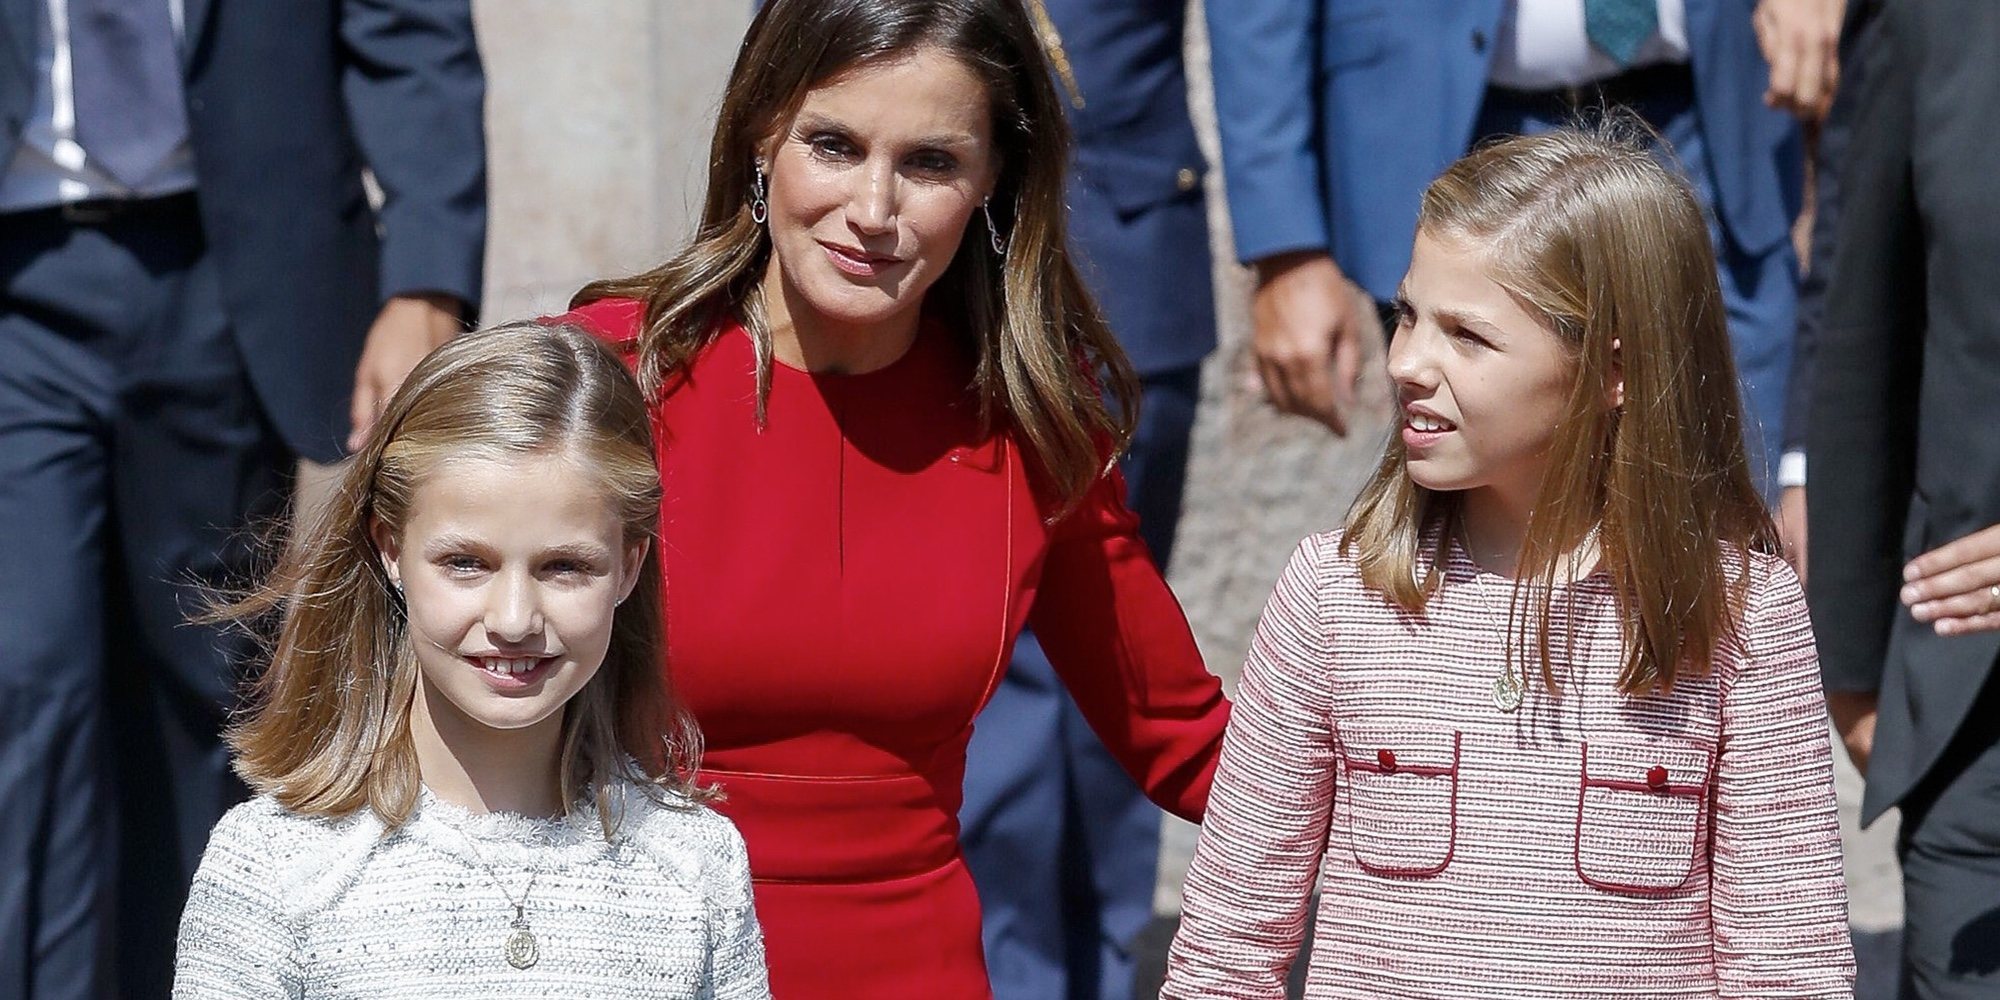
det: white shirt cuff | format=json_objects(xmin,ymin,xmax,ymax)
[{"xmin": 1777, "ymin": 450, "xmax": 1807, "ymax": 489}]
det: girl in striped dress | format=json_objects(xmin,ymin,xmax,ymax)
[{"xmin": 1162, "ymin": 128, "xmax": 1855, "ymax": 999}]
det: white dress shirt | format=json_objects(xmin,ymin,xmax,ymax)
[
  {"xmin": 0, "ymin": 0, "xmax": 197, "ymax": 212},
  {"xmin": 1488, "ymin": 0, "xmax": 1690, "ymax": 90}
]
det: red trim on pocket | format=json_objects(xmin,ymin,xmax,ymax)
[
  {"xmin": 1572, "ymin": 741, "xmax": 1707, "ymax": 896},
  {"xmin": 1341, "ymin": 732, "xmax": 1461, "ymax": 878}
]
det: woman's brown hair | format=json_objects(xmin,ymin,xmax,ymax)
[
  {"xmin": 1342, "ymin": 125, "xmax": 1779, "ymax": 696},
  {"xmin": 209, "ymin": 321, "xmax": 706, "ymax": 835},
  {"xmin": 574, "ymin": 0, "xmax": 1136, "ymax": 512}
]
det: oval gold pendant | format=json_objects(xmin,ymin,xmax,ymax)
[
  {"xmin": 505, "ymin": 927, "xmax": 539, "ymax": 970},
  {"xmin": 1492, "ymin": 672, "xmax": 1524, "ymax": 712}
]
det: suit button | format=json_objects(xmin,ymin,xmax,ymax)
[
  {"xmin": 1646, "ymin": 765, "xmax": 1669, "ymax": 789},
  {"xmin": 1472, "ymin": 29, "xmax": 1488, "ymax": 53},
  {"xmin": 1175, "ymin": 166, "xmax": 1199, "ymax": 192},
  {"xmin": 1377, "ymin": 749, "xmax": 1397, "ymax": 772}
]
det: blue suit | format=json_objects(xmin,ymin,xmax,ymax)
[
  {"xmin": 958, "ymin": 1, "xmax": 1214, "ymax": 997},
  {"xmin": 1207, "ymin": 0, "xmax": 1803, "ymax": 488},
  {"xmin": 0, "ymin": 2, "xmax": 484, "ymax": 996}
]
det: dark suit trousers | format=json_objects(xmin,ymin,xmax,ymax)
[
  {"xmin": 0, "ymin": 199, "xmax": 289, "ymax": 1000},
  {"xmin": 1898, "ymin": 662, "xmax": 2000, "ymax": 999},
  {"xmin": 960, "ymin": 366, "xmax": 1201, "ymax": 1000}
]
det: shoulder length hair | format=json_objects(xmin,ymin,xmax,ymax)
[
  {"xmin": 209, "ymin": 322, "xmax": 707, "ymax": 835},
  {"xmin": 1343, "ymin": 126, "xmax": 1779, "ymax": 696},
  {"xmin": 575, "ymin": 0, "xmax": 1137, "ymax": 512}
]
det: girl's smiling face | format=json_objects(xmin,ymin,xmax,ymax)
[
  {"xmin": 374, "ymin": 449, "xmax": 647, "ymax": 739},
  {"xmin": 1388, "ymin": 230, "xmax": 1581, "ymax": 522}
]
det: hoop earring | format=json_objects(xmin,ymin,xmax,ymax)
[
  {"xmin": 981, "ymin": 199, "xmax": 1006, "ymax": 256},
  {"xmin": 750, "ymin": 164, "xmax": 769, "ymax": 225}
]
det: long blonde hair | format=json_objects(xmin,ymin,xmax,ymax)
[
  {"xmin": 574, "ymin": 0, "xmax": 1136, "ymax": 512},
  {"xmin": 1343, "ymin": 126, "xmax": 1778, "ymax": 696},
  {"xmin": 210, "ymin": 322, "xmax": 707, "ymax": 834}
]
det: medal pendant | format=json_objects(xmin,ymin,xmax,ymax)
[
  {"xmin": 1491, "ymin": 672, "xmax": 1524, "ymax": 713},
  {"xmin": 505, "ymin": 926, "xmax": 539, "ymax": 970}
]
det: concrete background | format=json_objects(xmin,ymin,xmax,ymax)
[{"xmin": 465, "ymin": 1, "xmax": 1901, "ymax": 988}]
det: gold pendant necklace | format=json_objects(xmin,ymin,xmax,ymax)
[
  {"xmin": 454, "ymin": 831, "xmax": 543, "ymax": 970},
  {"xmin": 504, "ymin": 905, "xmax": 539, "ymax": 970},
  {"xmin": 1456, "ymin": 526, "xmax": 1527, "ymax": 714},
  {"xmin": 1457, "ymin": 522, "xmax": 1599, "ymax": 715},
  {"xmin": 1491, "ymin": 667, "xmax": 1525, "ymax": 712}
]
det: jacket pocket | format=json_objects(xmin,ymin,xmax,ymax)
[
  {"xmin": 1341, "ymin": 728, "xmax": 1460, "ymax": 877},
  {"xmin": 1574, "ymin": 740, "xmax": 1712, "ymax": 895}
]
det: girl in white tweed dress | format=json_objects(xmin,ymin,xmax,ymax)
[
  {"xmin": 1163, "ymin": 129, "xmax": 1855, "ymax": 998},
  {"xmin": 172, "ymin": 323, "xmax": 769, "ymax": 999}
]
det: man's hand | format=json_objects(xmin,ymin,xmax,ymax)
[
  {"xmin": 348, "ymin": 292, "xmax": 465, "ymax": 452},
  {"xmin": 1777, "ymin": 486, "xmax": 1808, "ymax": 588},
  {"xmin": 1902, "ymin": 522, "xmax": 2000, "ymax": 637},
  {"xmin": 1754, "ymin": 0, "xmax": 1845, "ymax": 122},
  {"xmin": 1825, "ymin": 690, "xmax": 1878, "ymax": 774},
  {"xmin": 1249, "ymin": 250, "xmax": 1380, "ymax": 436}
]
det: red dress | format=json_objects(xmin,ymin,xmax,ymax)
[{"xmin": 560, "ymin": 299, "xmax": 1229, "ymax": 998}]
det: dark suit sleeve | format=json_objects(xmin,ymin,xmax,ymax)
[
  {"xmin": 1782, "ymin": 0, "xmax": 1886, "ymax": 456},
  {"xmin": 1805, "ymin": 0, "xmax": 1922, "ymax": 695},
  {"xmin": 1203, "ymin": 0, "xmax": 1326, "ymax": 264},
  {"xmin": 339, "ymin": 0, "xmax": 488, "ymax": 311}
]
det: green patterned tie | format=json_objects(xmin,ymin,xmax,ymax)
[{"xmin": 1584, "ymin": 0, "xmax": 1659, "ymax": 67}]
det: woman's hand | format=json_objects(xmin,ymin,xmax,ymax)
[{"xmin": 1902, "ymin": 523, "xmax": 2000, "ymax": 636}]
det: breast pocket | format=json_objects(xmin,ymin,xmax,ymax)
[
  {"xmin": 1340, "ymin": 729, "xmax": 1461, "ymax": 877},
  {"xmin": 1574, "ymin": 740, "xmax": 1712, "ymax": 895}
]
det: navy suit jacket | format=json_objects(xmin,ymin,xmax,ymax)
[
  {"xmin": 0, "ymin": 0, "xmax": 487, "ymax": 463},
  {"xmin": 1041, "ymin": 0, "xmax": 1215, "ymax": 376},
  {"xmin": 1206, "ymin": 0, "xmax": 1801, "ymax": 303}
]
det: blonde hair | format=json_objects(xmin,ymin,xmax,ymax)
[
  {"xmin": 1343, "ymin": 125, "xmax": 1778, "ymax": 696},
  {"xmin": 574, "ymin": 0, "xmax": 1137, "ymax": 514},
  {"xmin": 209, "ymin": 322, "xmax": 707, "ymax": 835}
]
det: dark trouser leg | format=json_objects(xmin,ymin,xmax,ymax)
[
  {"xmin": 0, "ymin": 200, "xmax": 288, "ymax": 999},
  {"xmin": 1898, "ymin": 666, "xmax": 2000, "ymax": 999},
  {"xmin": 962, "ymin": 366, "xmax": 1203, "ymax": 1000},
  {"xmin": 99, "ymin": 208, "xmax": 290, "ymax": 1000},
  {"xmin": 0, "ymin": 215, "xmax": 117, "ymax": 1000}
]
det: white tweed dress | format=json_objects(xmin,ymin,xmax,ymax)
[{"xmin": 172, "ymin": 784, "xmax": 769, "ymax": 999}]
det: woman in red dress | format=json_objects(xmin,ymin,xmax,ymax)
[{"xmin": 557, "ymin": 1, "xmax": 1228, "ymax": 995}]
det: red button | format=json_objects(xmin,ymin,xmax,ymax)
[
  {"xmin": 1646, "ymin": 765, "xmax": 1669, "ymax": 789},
  {"xmin": 1377, "ymin": 749, "xmax": 1397, "ymax": 771}
]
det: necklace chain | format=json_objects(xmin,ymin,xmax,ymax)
[
  {"xmin": 1455, "ymin": 521, "xmax": 1602, "ymax": 713},
  {"xmin": 454, "ymin": 828, "xmax": 541, "ymax": 912},
  {"xmin": 450, "ymin": 821, "xmax": 546, "ymax": 968}
]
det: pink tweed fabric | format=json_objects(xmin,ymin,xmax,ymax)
[{"xmin": 1162, "ymin": 532, "xmax": 1855, "ymax": 999}]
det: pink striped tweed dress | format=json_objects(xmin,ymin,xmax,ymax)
[{"xmin": 1162, "ymin": 532, "xmax": 1855, "ymax": 999}]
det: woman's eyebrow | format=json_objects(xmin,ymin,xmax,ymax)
[{"xmin": 794, "ymin": 112, "xmax": 976, "ymax": 151}]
